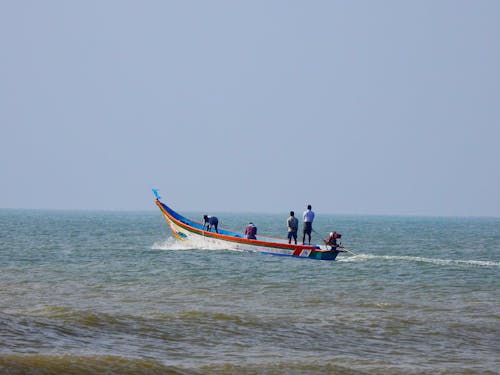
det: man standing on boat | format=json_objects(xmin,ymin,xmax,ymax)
[
  {"xmin": 287, "ymin": 211, "xmax": 299, "ymax": 244},
  {"xmin": 302, "ymin": 205, "xmax": 315, "ymax": 245},
  {"xmin": 203, "ymin": 215, "xmax": 219, "ymax": 233}
]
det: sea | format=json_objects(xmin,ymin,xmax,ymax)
[{"xmin": 0, "ymin": 208, "xmax": 499, "ymax": 375}]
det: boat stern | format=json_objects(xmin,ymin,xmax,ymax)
[{"xmin": 308, "ymin": 249, "xmax": 340, "ymax": 261}]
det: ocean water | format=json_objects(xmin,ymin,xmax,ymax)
[{"xmin": 0, "ymin": 208, "xmax": 499, "ymax": 374}]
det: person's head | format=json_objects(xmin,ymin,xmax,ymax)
[
  {"xmin": 307, "ymin": 205, "xmax": 312, "ymax": 210},
  {"xmin": 290, "ymin": 211, "xmax": 294, "ymax": 216},
  {"xmin": 203, "ymin": 215, "xmax": 208, "ymax": 221},
  {"xmin": 330, "ymin": 232, "xmax": 334, "ymax": 237}
]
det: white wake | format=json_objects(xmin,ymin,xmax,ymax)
[
  {"xmin": 151, "ymin": 237, "xmax": 241, "ymax": 251},
  {"xmin": 338, "ymin": 253, "xmax": 500, "ymax": 268}
]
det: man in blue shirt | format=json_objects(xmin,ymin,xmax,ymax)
[{"xmin": 302, "ymin": 205, "xmax": 315, "ymax": 245}]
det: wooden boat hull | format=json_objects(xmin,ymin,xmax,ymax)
[{"xmin": 155, "ymin": 199, "xmax": 341, "ymax": 261}]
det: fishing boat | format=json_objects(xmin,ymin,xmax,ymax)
[{"xmin": 153, "ymin": 190, "xmax": 344, "ymax": 261}]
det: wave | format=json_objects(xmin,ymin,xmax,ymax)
[
  {"xmin": 0, "ymin": 354, "xmax": 190, "ymax": 375},
  {"xmin": 338, "ymin": 254, "xmax": 500, "ymax": 268},
  {"xmin": 0, "ymin": 353, "xmax": 376, "ymax": 375}
]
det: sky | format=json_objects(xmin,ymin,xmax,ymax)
[{"xmin": 1, "ymin": 1, "xmax": 499, "ymax": 217}]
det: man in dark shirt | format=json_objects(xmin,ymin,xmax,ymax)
[
  {"xmin": 287, "ymin": 211, "xmax": 299, "ymax": 244},
  {"xmin": 245, "ymin": 222, "xmax": 257, "ymax": 240},
  {"xmin": 203, "ymin": 215, "xmax": 219, "ymax": 233}
]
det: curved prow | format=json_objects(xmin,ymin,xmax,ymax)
[{"xmin": 152, "ymin": 189, "xmax": 161, "ymax": 200}]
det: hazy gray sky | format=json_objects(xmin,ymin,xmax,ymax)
[{"xmin": 1, "ymin": 1, "xmax": 499, "ymax": 216}]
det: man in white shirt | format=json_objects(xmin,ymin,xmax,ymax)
[{"xmin": 302, "ymin": 205, "xmax": 315, "ymax": 245}]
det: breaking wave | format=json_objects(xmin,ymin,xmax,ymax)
[{"xmin": 0, "ymin": 354, "xmax": 185, "ymax": 375}]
